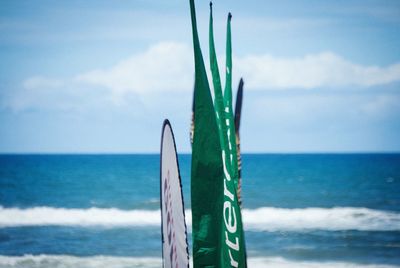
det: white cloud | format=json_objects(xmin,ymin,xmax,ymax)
[
  {"xmin": 75, "ymin": 42, "xmax": 193, "ymax": 95},
  {"xmin": 75, "ymin": 42, "xmax": 400, "ymax": 94},
  {"xmin": 235, "ymin": 52, "xmax": 400, "ymax": 89},
  {"xmin": 11, "ymin": 41, "xmax": 400, "ymax": 113}
]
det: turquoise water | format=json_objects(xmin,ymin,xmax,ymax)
[{"xmin": 0, "ymin": 154, "xmax": 399, "ymax": 267}]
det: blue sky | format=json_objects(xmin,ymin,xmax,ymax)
[{"xmin": 0, "ymin": 0, "xmax": 399, "ymax": 153}]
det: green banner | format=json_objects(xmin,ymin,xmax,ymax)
[
  {"xmin": 189, "ymin": 0, "xmax": 224, "ymax": 266},
  {"xmin": 223, "ymin": 13, "xmax": 240, "ymax": 192},
  {"xmin": 189, "ymin": 0, "xmax": 247, "ymax": 267}
]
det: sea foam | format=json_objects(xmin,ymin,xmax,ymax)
[
  {"xmin": 243, "ymin": 207, "xmax": 400, "ymax": 231},
  {"xmin": 1, "ymin": 206, "xmax": 399, "ymax": 231},
  {"xmin": 0, "ymin": 255, "xmax": 398, "ymax": 268}
]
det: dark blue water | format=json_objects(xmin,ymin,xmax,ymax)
[
  {"xmin": 242, "ymin": 154, "xmax": 400, "ymax": 210},
  {"xmin": 0, "ymin": 154, "xmax": 399, "ymax": 267}
]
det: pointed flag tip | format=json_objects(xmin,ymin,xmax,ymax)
[
  {"xmin": 209, "ymin": 1, "xmax": 212, "ymax": 8},
  {"xmin": 228, "ymin": 12, "xmax": 232, "ymax": 19}
]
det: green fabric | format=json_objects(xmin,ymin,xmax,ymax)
[
  {"xmin": 189, "ymin": 1, "xmax": 247, "ymax": 267},
  {"xmin": 223, "ymin": 14, "xmax": 232, "ymax": 107},
  {"xmin": 209, "ymin": 3, "xmax": 228, "ymax": 163},
  {"xmin": 223, "ymin": 14, "xmax": 239, "ymax": 189},
  {"xmin": 189, "ymin": 0, "xmax": 223, "ymax": 266}
]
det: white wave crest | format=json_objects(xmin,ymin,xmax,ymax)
[
  {"xmin": 0, "ymin": 255, "xmax": 398, "ymax": 268},
  {"xmin": 248, "ymin": 257, "xmax": 400, "ymax": 268},
  {"xmin": 0, "ymin": 255, "xmax": 161, "ymax": 268},
  {"xmin": 243, "ymin": 207, "xmax": 400, "ymax": 231},
  {"xmin": 0, "ymin": 206, "xmax": 399, "ymax": 231},
  {"xmin": 0, "ymin": 207, "xmax": 160, "ymax": 227}
]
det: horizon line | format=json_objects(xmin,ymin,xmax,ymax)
[{"xmin": 1, "ymin": 151, "xmax": 400, "ymax": 155}]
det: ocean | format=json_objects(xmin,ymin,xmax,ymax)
[{"xmin": 0, "ymin": 154, "xmax": 399, "ymax": 267}]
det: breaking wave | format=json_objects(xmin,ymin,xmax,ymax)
[
  {"xmin": 0, "ymin": 255, "xmax": 398, "ymax": 268},
  {"xmin": 0, "ymin": 206, "xmax": 160, "ymax": 227},
  {"xmin": 1, "ymin": 206, "xmax": 399, "ymax": 231},
  {"xmin": 243, "ymin": 207, "xmax": 400, "ymax": 231},
  {"xmin": 0, "ymin": 255, "xmax": 161, "ymax": 268}
]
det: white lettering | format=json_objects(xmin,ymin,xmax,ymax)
[
  {"xmin": 228, "ymin": 249, "xmax": 239, "ymax": 267},
  {"xmin": 227, "ymin": 131, "xmax": 232, "ymax": 151},
  {"xmin": 225, "ymin": 231, "xmax": 239, "ymax": 251},
  {"xmin": 224, "ymin": 179, "xmax": 234, "ymax": 201},
  {"xmin": 221, "ymin": 127, "xmax": 240, "ymax": 267},
  {"xmin": 223, "ymin": 201, "xmax": 237, "ymax": 233},
  {"xmin": 222, "ymin": 150, "xmax": 231, "ymax": 182}
]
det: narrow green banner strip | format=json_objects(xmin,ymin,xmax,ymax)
[
  {"xmin": 224, "ymin": 13, "xmax": 240, "ymax": 193},
  {"xmin": 209, "ymin": 2, "xmax": 230, "ymax": 173},
  {"xmin": 189, "ymin": 0, "xmax": 224, "ymax": 266}
]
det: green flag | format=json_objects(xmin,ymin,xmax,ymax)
[
  {"xmin": 189, "ymin": 0, "xmax": 224, "ymax": 266},
  {"xmin": 223, "ymin": 13, "xmax": 240, "ymax": 192},
  {"xmin": 209, "ymin": 2, "xmax": 228, "ymax": 161},
  {"xmin": 189, "ymin": 0, "xmax": 247, "ymax": 267},
  {"xmin": 208, "ymin": 4, "xmax": 246, "ymax": 268}
]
